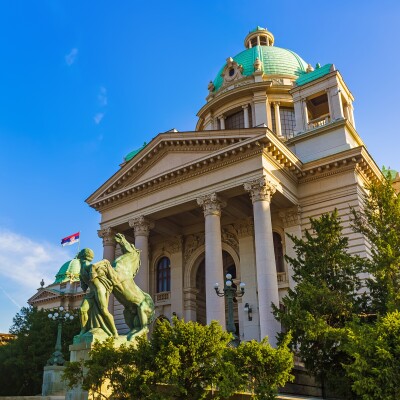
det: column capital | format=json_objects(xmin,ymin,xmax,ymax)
[
  {"xmin": 244, "ymin": 177, "xmax": 277, "ymax": 203},
  {"xmin": 242, "ymin": 104, "xmax": 249, "ymax": 109},
  {"xmin": 97, "ymin": 227, "xmax": 116, "ymax": 246},
  {"xmin": 279, "ymin": 206, "xmax": 302, "ymax": 228},
  {"xmin": 273, "ymin": 101, "xmax": 281, "ymax": 107},
  {"xmin": 128, "ymin": 216, "xmax": 154, "ymax": 237},
  {"xmin": 218, "ymin": 114, "xmax": 226, "ymax": 120},
  {"xmin": 197, "ymin": 193, "xmax": 226, "ymax": 217}
]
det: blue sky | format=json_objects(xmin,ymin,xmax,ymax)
[{"xmin": 0, "ymin": 1, "xmax": 399, "ymax": 332}]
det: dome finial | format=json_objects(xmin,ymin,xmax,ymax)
[{"xmin": 244, "ymin": 26, "xmax": 274, "ymax": 49}]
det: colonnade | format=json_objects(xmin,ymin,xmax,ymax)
[{"xmin": 98, "ymin": 176, "xmax": 301, "ymax": 346}]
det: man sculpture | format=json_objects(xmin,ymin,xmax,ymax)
[{"xmin": 76, "ymin": 233, "xmax": 155, "ymax": 341}]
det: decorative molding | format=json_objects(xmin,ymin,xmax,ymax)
[
  {"xmin": 161, "ymin": 235, "xmax": 183, "ymax": 254},
  {"xmin": 235, "ymin": 218, "xmax": 254, "ymax": 238},
  {"xmin": 128, "ymin": 216, "xmax": 154, "ymax": 237},
  {"xmin": 279, "ymin": 206, "xmax": 302, "ymax": 228},
  {"xmin": 221, "ymin": 57, "xmax": 244, "ymax": 85},
  {"xmin": 97, "ymin": 227, "xmax": 117, "ymax": 246},
  {"xmin": 184, "ymin": 234, "xmax": 205, "ymax": 263},
  {"xmin": 244, "ymin": 177, "xmax": 277, "ymax": 203},
  {"xmin": 90, "ymin": 139, "xmax": 264, "ymax": 211},
  {"xmin": 221, "ymin": 225, "xmax": 239, "ymax": 255},
  {"xmin": 197, "ymin": 193, "xmax": 226, "ymax": 217}
]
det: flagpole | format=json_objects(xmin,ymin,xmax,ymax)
[{"xmin": 77, "ymin": 231, "xmax": 81, "ymax": 252}]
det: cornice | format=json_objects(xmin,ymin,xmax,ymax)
[
  {"xmin": 89, "ymin": 130, "xmax": 303, "ymax": 212},
  {"xmin": 297, "ymin": 146, "xmax": 382, "ymax": 184},
  {"xmin": 86, "ymin": 131, "xmax": 260, "ymax": 204}
]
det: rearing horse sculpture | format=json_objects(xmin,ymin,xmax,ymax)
[{"xmin": 110, "ymin": 233, "xmax": 155, "ymax": 340}]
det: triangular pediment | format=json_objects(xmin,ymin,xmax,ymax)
[
  {"xmin": 87, "ymin": 128, "xmax": 303, "ymax": 209},
  {"xmin": 28, "ymin": 289, "xmax": 60, "ymax": 304},
  {"xmin": 87, "ymin": 130, "xmax": 262, "ymax": 203}
]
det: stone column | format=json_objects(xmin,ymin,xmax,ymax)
[
  {"xmin": 279, "ymin": 206, "xmax": 302, "ymax": 289},
  {"xmin": 128, "ymin": 216, "xmax": 154, "ymax": 292},
  {"xmin": 197, "ymin": 193, "xmax": 226, "ymax": 326},
  {"xmin": 328, "ymin": 87, "xmax": 344, "ymax": 120},
  {"xmin": 219, "ymin": 115, "xmax": 226, "ymax": 130},
  {"xmin": 244, "ymin": 177, "xmax": 280, "ymax": 346},
  {"xmin": 242, "ymin": 104, "xmax": 250, "ymax": 128},
  {"xmin": 253, "ymin": 91, "xmax": 268, "ymax": 127},
  {"xmin": 98, "ymin": 227, "xmax": 117, "ymax": 261},
  {"xmin": 183, "ymin": 287, "xmax": 199, "ymax": 322},
  {"xmin": 235, "ymin": 218, "xmax": 260, "ymax": 341},
  {"xmin": 98, "ymin": 227, "xmax": 117, "ymax": 313},
  {"xmin": 302, "ymin": 99, "xmax": 309, "ymax": 130},
  {"xmin": 273, "ymin": 102, "xmax": 282, "ymax": 138}
]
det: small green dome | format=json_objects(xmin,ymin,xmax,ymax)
[
  {"xmin": 213, "ymin": 45, "xmax": 308, "ymax": 92},
  {"xmin": 54, "ymin": 259, "xmax": 81, "ymax": 284}
]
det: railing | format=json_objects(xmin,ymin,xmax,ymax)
[
  {"xmin": 155, "ymin": 291, "xmax": 171, "ymax": 303},
  {"xmin": 307, "ymin": 114, "xmax": 330, "ymax": 130},
  {"xmin": 277, "ymin": 272, "xmax": 289, "ymax": 286}
]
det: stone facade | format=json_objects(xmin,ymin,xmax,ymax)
[{"xmin": 85, "ymin": 27, "xmax": 382, "ymax": 344}]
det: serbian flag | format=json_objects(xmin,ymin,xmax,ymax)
[{"xmin": 61, "ymin": 232, "xmax": 80, "ymax": 246}]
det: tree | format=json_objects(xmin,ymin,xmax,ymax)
[
  {"xmin": 234, "ymin": 334, "xmax": 294, "ymax": 400},
  {"xmin": 344, "ymin": 310, "xmax": 400, "ymax": 399},
  {"xmin": 0, "ymin": 306, "xmax": 79, "ymax": 396},
  {"xmin": 351, "ymin": 177, "xmax": 400, "ymax": 314},
  {"xmin": 273, "ymin": 210, "xmax": 361, "ymax": 398},
  {"xmin": 64, "ymin": 318, "xmax": 294, "ymax": 399}
]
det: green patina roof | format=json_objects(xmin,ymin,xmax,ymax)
[
  {"xmin": 124, "ymin": 142, "xmax": 147, "ymax": 162},
  {"xmin": 213, "ymin": 45, "xmax": 308, "ymax": 92},
  {"xmin": 250, "ymin": 26, "xmax": 267, "ymax": 33},
  {"xmin": 382, "ymin": 165, "xmax": 399, "ymax": 180},
  {"xmin": 54, "ymin": 258, "xmax": 81, "ymax": 284},
  {"xmin": 296, "ymin": 63, "xmax": 333, "ymax": 86}
]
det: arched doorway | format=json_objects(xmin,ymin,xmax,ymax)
[{"xmin": 195, "ymin": 250, "xmax": 239, "ymax": 336}]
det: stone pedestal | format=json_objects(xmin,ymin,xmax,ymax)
[
  {"xmin": 42, "ymin": 365, "xmax": 67, "ymax": 397},
  {"xmin": 65, "ymin": 341, "xmax": 92, "ymax": 400},
  {"xmin": 65, "ymin": 335, "xmax": 137, "ymax": 400}
]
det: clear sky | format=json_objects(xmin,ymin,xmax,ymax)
[{"xmin": 0, "ymin": 0, "xmax": 399, "ymax": 332}]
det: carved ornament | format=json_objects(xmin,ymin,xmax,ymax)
[
  {"xmin": 279, "ymin": 206, "xmax": 302, "ymax": 228},
  {"xmin": 97, "ymin": 227, "xmax": 116, "ymax": 246},
  {"xmin": 184, "ymin": 233, "xmax": 205, "ymax": 262},
  {"xmin": 197, "ymin": 193, "xmax": 226, "ymax": 217},
  {"xmin": 221, "ymin": 225, "xmax": 239, "ymax": 255},
  {"xmin": 128, "ymin": 216, "xmax": 154, "ymax": 237},
  {"xmin": 243, "ymin": 177, "xmax": 277, "ymax": 203},
  {"xmin": 235, "ymin": 218, "xmax": 254, "ymax": 238}
]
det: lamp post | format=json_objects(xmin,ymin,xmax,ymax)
[
  {"xmin": 47, "ymin": 306, "xmax": 74, "ymax": 366},
  {"xmin": 214, "ymin": 273, "xmax": 245, "ymax": 346}
]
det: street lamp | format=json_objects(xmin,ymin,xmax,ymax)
[
  {"xmin": 214, "ymin": 273, "xmax": 245, "ymax": 346},
  {"xmin": 47, "ymin": 306, "xmax": 74, "ymax": 366}
]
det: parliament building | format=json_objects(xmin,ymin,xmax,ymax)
[{"xmin": 33, "ymin": 26, "xmax": 389, "ymax": 346}]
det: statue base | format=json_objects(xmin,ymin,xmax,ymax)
[
  {"xmin": 42, "ymin": 365, "xmax": 67, "ymax": 396},
  {"xmin": 66, "ymin": 333, "xmax": 138, "ymax": 400}
]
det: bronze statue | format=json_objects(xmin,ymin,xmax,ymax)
[{"xmin": 76, "ymin": 234, "xmax": 155, "ymax": 341}]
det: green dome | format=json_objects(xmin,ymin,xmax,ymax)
[
  {"xmin": 213, "ymin": 45, "xmax": 308, "ymax": 92},
  {"xmin": 54, "ymin": 258, "xmax": 81, "ymax": 284}
]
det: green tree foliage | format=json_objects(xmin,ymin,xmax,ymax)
[
  {"xmin": 64, "ymin": 318, "xmax": 294, "ymax": 400},
  {"xmin": 273, "ymin": 210, "xmax": 361, "ymax": 398},
  {"xmin": 351, "ymin": 178, "xmax": 400, "ymax": 314},
  {"xmin": 344, "ymin": 311, "xmax": 400, "ymax": 399},
  {"xmin": 234, "ymin": 334, "xmax": 294, "ymax": 400},
  {"xmin": 0, "ymin": 306, "xmax": 79, "ymax": 396}
]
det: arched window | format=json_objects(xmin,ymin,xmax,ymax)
[
  {"xmin": 156, "ymin": 257, "xmax": 171, "ymax": 293},
  {"xmin": 273, "ymin": 232, "xmax": 285, "ymax": 273}
]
